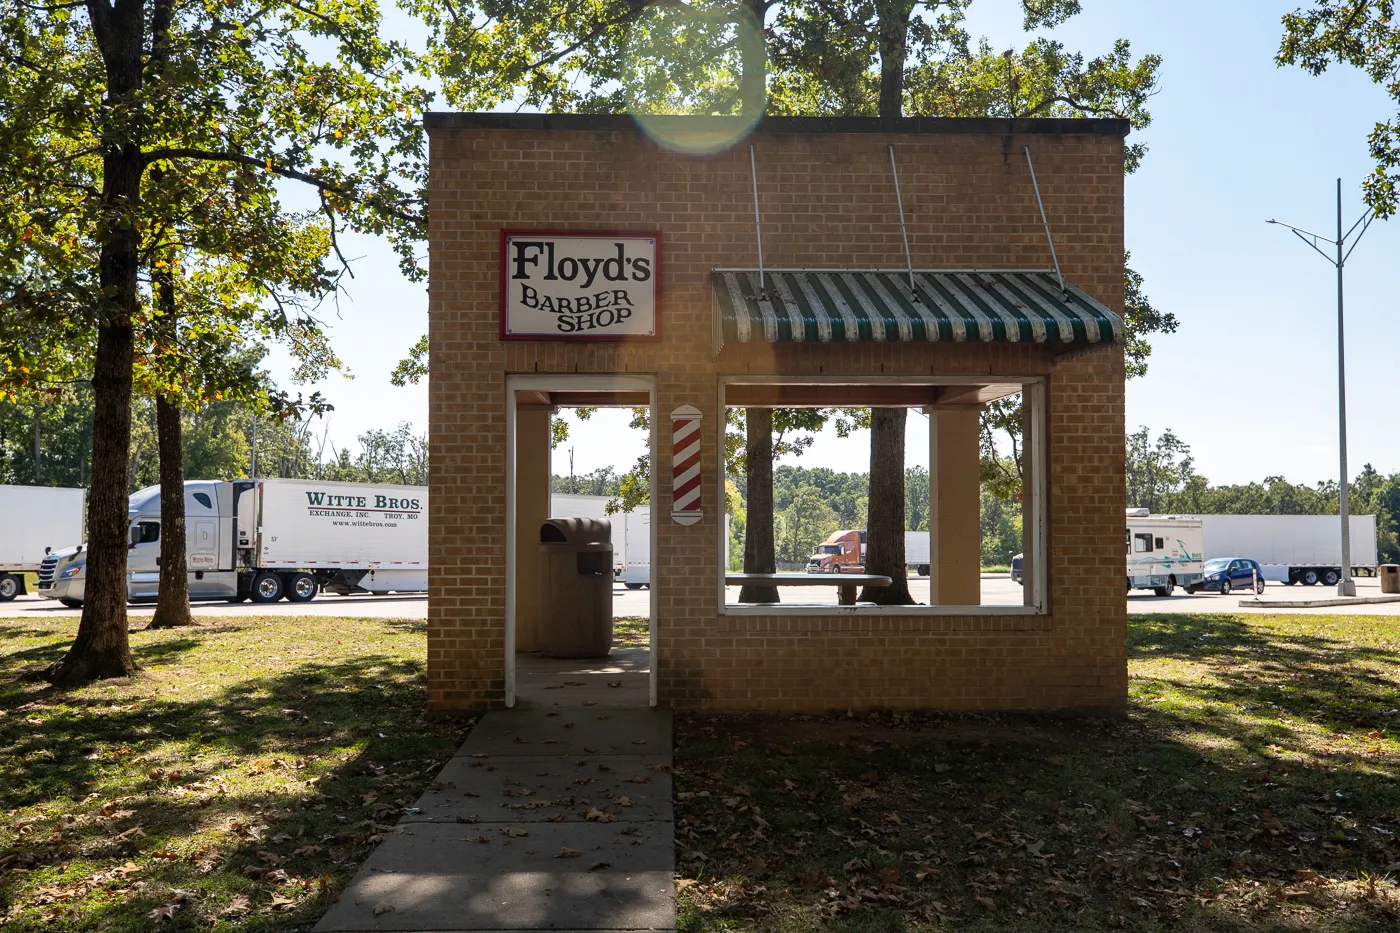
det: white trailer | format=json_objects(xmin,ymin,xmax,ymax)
[
  {"xmin": 551, "ymin": 494, "xmax": 625, "ymax": 575},
  {"xmin": 904, "ymin": 531, "xmax": 930, "ymax": 576},
  {"xmin": 1126, "ymin": 510, "xmax": 1204, "ymax": 596},
  {"xmin": 0, "ymin": 485, "xmax": 85, "ymax": 601},
  {"xmin": 39, "ymin": 478, "xmax": 427, "ymax": 605},
  {"xmin": 1185, "ymin": 513, "xmax": 1378, "ymax": 586}
]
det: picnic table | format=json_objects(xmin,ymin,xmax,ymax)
[{"xmin": 725, "ymin": 572, "xmax": 893, "ymax": 606}]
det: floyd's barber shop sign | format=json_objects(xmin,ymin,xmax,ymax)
[{"xmin": 501, "ymin": 231, "xmax": 660, "ymax": 340}]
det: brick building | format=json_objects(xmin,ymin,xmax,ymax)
[{"xmin": 425, "ymin": 113, "xmax": 1128, "ymax": 713}]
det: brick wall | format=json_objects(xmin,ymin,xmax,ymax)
[{"xmin": 427, "ymin": 115, "xmax": 1127, "ymax": 712}]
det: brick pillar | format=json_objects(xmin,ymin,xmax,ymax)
[
  {"xmin": 515, "ymin": 405, "xmax": 553, "ymax": 652},
  {"xmin": 928, "ymin": 409, "xmax": 981, "ymax": 605}
]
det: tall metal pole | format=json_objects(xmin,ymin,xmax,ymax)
[
  {"xmin": 1267, "ymin": 180, "xmax": 1378, "ymax": 597},
  {"xmin": 1335, "ymin": 178, "xmax": 1354, "ymax": 596}
]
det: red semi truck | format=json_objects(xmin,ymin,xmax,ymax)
[{"xmin": 806, "ymin": 530, "xmax": 866, "ymax": 573}]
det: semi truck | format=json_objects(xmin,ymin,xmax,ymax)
[
  {"xmin": 1185, "ymin": 513, "xmax": 1378, "ymax": 586},
  {"xmin": 805, "ymin": 529, "xmax": 932, "ymax": 574},
  {"xmin": 38, "ymin": 478, "xmax": 426, "ymax": 606},
  {"xmin": 0, "ymin": 485, "xmax": 86, "ymax": 601},
  {"xmin": 1126, "ymin": 510, "xmax": 1205, "ymax": 596}
]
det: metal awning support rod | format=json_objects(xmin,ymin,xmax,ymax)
[
  {"xmin": 749, "ymin": 144, "xmax": 765, "ymax": 289},
  {"xmin": 1023, "ymin": 145, "xmax": 1065, "ymax": 294},
  {"xmin": 889, "ymin": 145, "xmax": 914, "ymax": 290}
]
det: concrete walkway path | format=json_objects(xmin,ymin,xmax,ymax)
[{"xmin": 314, "ymin": 709, "xmax": 674, "ymax": 932}]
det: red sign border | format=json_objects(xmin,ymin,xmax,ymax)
[{"xmin": 499, "ymin": 229, "xmax": 663, "ymax": 342}]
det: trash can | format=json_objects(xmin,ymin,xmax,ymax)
[
  {"xmin": 538, "ymin": 518, "xmax": 614, "ymax": 658},
  {"xmin": 1381, "ymin": 564, "xmax": 1400, "ymax": 594}
]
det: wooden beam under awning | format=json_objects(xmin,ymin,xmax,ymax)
[
  {"xmin": 722, "ymin": 383, "xmax": 1023, "ymax": 408},
  {"xmin": 931, "ymin": 383, "xmax": 1025, "ymax": 406},
  {"xmin": 513, "ymin": 390, "xmax": 650, "ymax": 408}
]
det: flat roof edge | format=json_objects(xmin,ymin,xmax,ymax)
[{"xmin": 423, "ymin": 112, "xmax": 1131, "ymax": 137}]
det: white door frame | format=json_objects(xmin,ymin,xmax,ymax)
[{"xmin": 504, "ymin": 373, "xmax": 659, "ymax": 708}]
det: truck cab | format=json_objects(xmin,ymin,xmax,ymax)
[
  {"xmin": 39, "ymin": 481, "xmax": 240, "ymax": 604},
  {"xmin": 124, "ymin": 481, "xmax": 238, "ymax": 600},
  {"xmin": 806, "ymin": 530, "xmax": 866, "ymax": 573}
]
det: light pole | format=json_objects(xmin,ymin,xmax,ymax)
[{"xmin": 1268, "ymin": 179, "xmax": 1377, "ymax": 596}]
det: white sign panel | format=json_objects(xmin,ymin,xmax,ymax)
[{"xmin": 501, "ymin": 231, "xmax": 660, "ymax": 340}]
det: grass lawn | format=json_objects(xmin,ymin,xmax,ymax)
[
  {"xmin": 0, "ymin": 616, "xmax": 473, "ymax": 931},
  {"xmin": 674, "ymin": 613, "xmax": 1400, "ymax": 932}
]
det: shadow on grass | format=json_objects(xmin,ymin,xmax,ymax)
[
  {"xmin": 0, "ymin": 627, "xmax": 473, "ymax": 931},
  {"xmin": 670, "ymin": 614, "xmax": 1400, "ymax": 933}
]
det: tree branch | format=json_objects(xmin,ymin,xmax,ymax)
[{"xmin": 141, "ymin": 147, "xmax": 422, "ymax": 227}]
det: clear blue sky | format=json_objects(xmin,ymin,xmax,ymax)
[{"xmin": 269, "ymin": 0, "xmax": 1399, "ymax": 486}]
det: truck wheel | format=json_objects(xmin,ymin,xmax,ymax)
[
  {"xmin": 250, "ymin": 571, "xmax": 283, "ymax": 603},
  {"xmin": 1302, "ymin": 570, "xmax": 1319, "ymax": 586},
  {"xmin": 1323, "ymin": 569, "xmax": 1340, "ymax": 586},
  {"xmin": 918, "ymin": 564, "xmax": 929, "ymax": 576},
  {"xmin": 59, "ymin": 598, "xmax": 83, "ymax": 608},
  {"xmin": 625, "ymin": 583, "xmax": 643, "ymax": 590},
  {"xmin": 830, "ymin": 565, "xmax": 842, "ymax": 574},
  {"xmin": 285, "ymin": 573, "xmax": 318, "ymax": 603},
  {"xmin": 0, "ymin": 574, "xmax": 19, "ymax": 601}
]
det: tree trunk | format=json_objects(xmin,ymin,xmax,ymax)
[
  {"xmin": 149, "ymin": 259, "xmax": 193, "ymax": 628},
  {"xmin": 47, "ymin": 0, "xmax": 146, "ymax": 685},
  {"xmin": 148, "ymin": 394, "xmax": 193, "ymax": 627},
  {"xmin": 739, "ymin": 408, "xmax": 779, "ymax": 603},
  {"xmin": 33, "ymin": 406, "xmax": 41, "ymax": 482},
  {"xmin": 738, "ymin": 0, "xmax": 768, "ymax": 116},
  {"xmin": 47, "ymin": 321, "xmax": 139, "ymax": 684},
  {"xmin": 875, "ymin": 0, "xmax": 911, "ymax": 119},
  {"xmin": 861, "ymin": 407, "xmax": 915, "ymax": 604}
]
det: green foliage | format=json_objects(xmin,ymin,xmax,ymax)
[
  {"xmin": 552, "ymin": 465, "xmax": 624, "ymax": 497},
  {"xmin": 1279, "ymin": 1, "xmax": 1400, "ymax": 216},
  {"xmin": 775, "ymin": 482, "xmax": 839, "ymax": 563},
  {"xmin": 390, "ymin": 335, "xmax": 429, "ymax": 388},
  {"xmin": 0, "ymin": 0, "xmax": 429, "ymax": 370},
  {"xmin": 1126, "ymin": 425, "xmax": 1195, "ymax": 514}
]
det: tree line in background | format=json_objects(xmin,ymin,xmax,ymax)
[
  {"xmin": 0, "ymin": 387, "xmax": 427, "ymax": 491},
  {"xmin": 1129, "ymin": 426, "xmax": 1400, "ymax": 563}
]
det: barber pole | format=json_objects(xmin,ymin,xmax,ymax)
[{"xmin": 670, "ymin": 405, "xmax": 702, "ymax": 526}]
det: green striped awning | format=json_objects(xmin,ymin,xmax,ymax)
[{"xmin": 713, "ymin": 269, "xmax": 1123, "ymax": 348}]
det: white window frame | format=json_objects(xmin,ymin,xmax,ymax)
[{"xmin": 718, "ymin": 375, "xmax": 1048, "ymax": 617}]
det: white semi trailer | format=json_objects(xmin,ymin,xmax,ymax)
[
  {"xmin": 38, "ymin": 478, "xmax": 426, "ymax": 605},
  {"xmin": 905, "ymin": 531, "xmax": 930, "ymax": 576},
  {"xmin": 1186, "ymin": 513, "xmax": 1378, "ymax": 586},
  {"xmin": 0, "ymin": 485, "xmax": 86, "ymax": 601}
]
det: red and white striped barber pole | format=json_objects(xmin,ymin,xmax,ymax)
[{"xmin": 670, "ymin": 404, "xmax": 703, "ymax": 526}]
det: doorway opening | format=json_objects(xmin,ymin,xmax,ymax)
[{"xmin": 505, "ymin": 375, "xmax": 657, "ymax": 708}]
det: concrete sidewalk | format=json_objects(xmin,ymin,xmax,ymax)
[{"xmin": 314, "ymin": 709, "xmax": 675, "ymax": 932}]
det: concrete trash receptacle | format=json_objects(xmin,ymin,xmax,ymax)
[
  {"xmin": 1381, "ymin": 565, "xmax": 1400, "ymax": 594},
  {"xmin": 538, "ymin": 517, "xmax": 614, "ymax": 658}
]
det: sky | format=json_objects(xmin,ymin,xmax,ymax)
[{"xmin": 266, "ymin": 0, "xmax": 1400, "ymax": 486}]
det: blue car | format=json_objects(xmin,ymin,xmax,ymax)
[{"xmin": 1195, "ymin": 557, "xmax": 1265, "ymax": 595}]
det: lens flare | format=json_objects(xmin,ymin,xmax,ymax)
[{"xmin": 621, "ymin": 5, "xmax": 766, "ymax": 155}]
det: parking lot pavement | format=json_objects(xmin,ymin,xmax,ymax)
[
  {"xmin": 0, "ymin": 592, "xmax": 428, "ymax": 619},
  {"xmin": 7, "ymin": 575, "xmax": 1398, "ymax": 622}
]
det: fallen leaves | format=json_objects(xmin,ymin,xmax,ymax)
[{"xmin": 557, "ymin": 845, "xmax": 581, "ymax": 858}]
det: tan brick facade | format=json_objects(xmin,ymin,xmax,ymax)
[{"xmin": 426, "ymin": 114, "xmax": 1128, "ymax": 713}]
